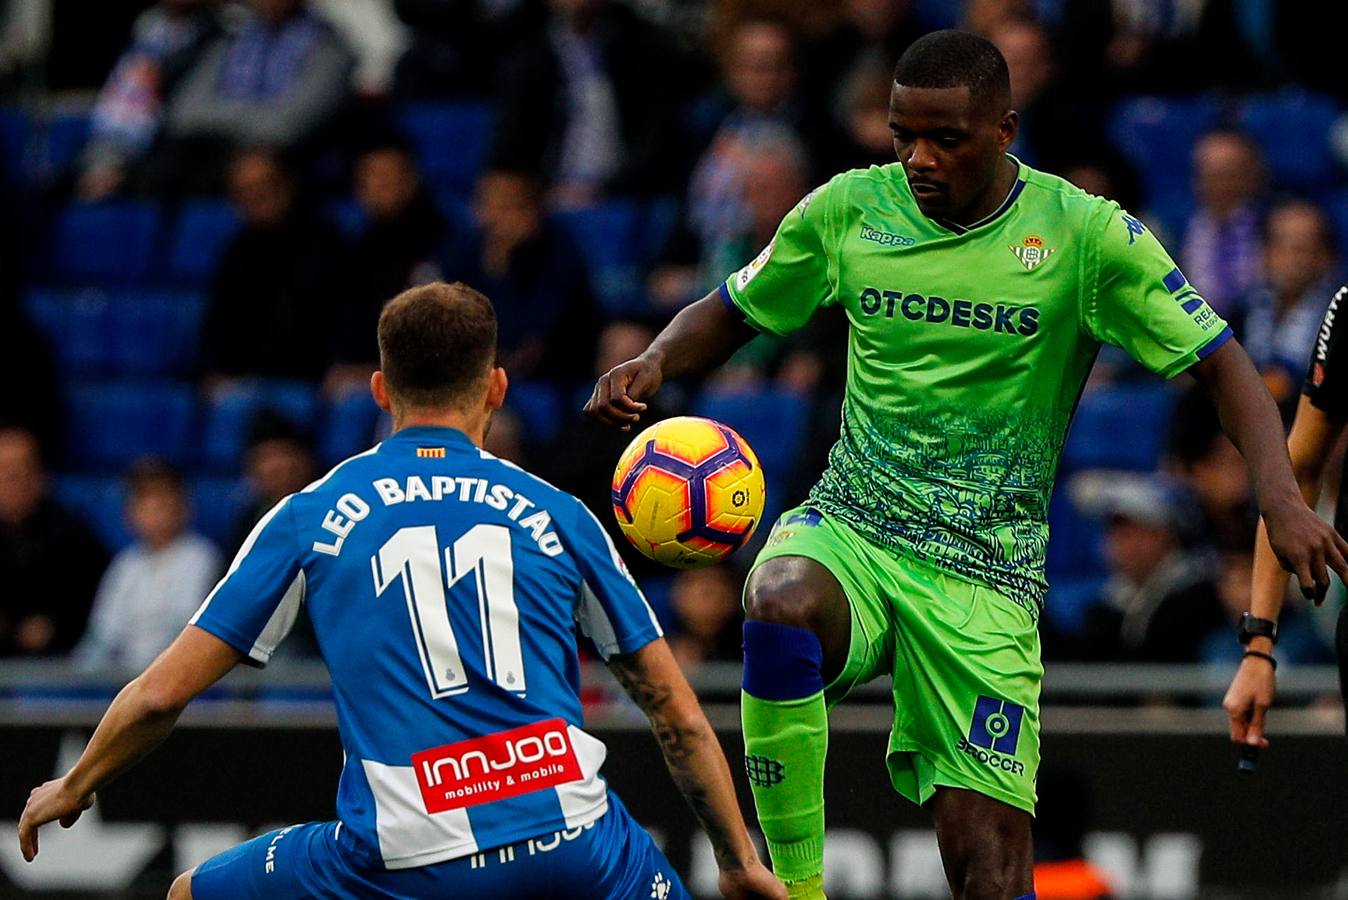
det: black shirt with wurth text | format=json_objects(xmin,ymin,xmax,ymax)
[{"xmin": 1302, "ymin": 284, "xmax": 1348, "ymax": 535}]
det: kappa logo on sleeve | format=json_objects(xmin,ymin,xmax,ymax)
[
  {"xmin": 1121, "ymin": 214, "xmax": 1147, "ymax": 245},
  {"xmin": 412, "ymin": 719, "xmax": 583, "ymax": 813}
]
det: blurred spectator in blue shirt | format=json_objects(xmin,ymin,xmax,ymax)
[
  {"xmin": 1180, "ymin": 130, "xmax": 1265, "ymax": 318},
  {"xmin": 0, "ymin": 427, "xmax": 107, "ymax": 657},
  {"xmin": 200, "ymin": 149, "xmax": 355, "ymax": 385},
  {"xmin": 161, "ymin": 0, "xmax": 354, "ymax": 191},
  {"xmin": 73, "ymin": 460, "xmax": 221, "ymax": 672},
  {"xmin": 77, "ymin": 0, "xmax": 222, "ymax": 201},
  {"xmin": 489, "ymin": 0, "xmax": 686, "ymax": 207},
  {"xmin": 1231, "ymin": 199, "xmax": 1338, "ymax": 409},
  {"xmin": 440, "ymin": 170, "xmax": 599, "ymax": 381}
]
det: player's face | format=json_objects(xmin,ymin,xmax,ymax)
[{"xmin": 889, "ymin": 83, "xmax": 1016, "ymax": 221}]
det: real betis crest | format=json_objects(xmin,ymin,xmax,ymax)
[{"xmin": 1010, "ymin": 234, "xmax": 1054, "ymax": 271}]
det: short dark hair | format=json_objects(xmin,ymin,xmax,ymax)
[
  {"xmin": 378, "ymin": 282, "xmax": 497, "ymax": 409},
  {"xmin": 126, "ymin": 458, "xmax": 185, "ymax": 499},
  {"xmin": 892, "ymin": 30, "xmax": 1011, "ymax": 112}
]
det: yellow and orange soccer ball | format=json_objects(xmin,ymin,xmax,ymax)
[{"xmin": 611, "ymin": 416, "xmax": 765, "ymax": 568}]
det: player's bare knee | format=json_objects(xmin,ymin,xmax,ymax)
[
  {"xmin": 167, "ymin": 869, "xmax": 194, "ymax": 900},
  {"xmin": 744, "ymin": 557, "xmax": 833, "ymax": 628}
]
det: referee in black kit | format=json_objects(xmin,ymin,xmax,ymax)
[{"xmin": 1225, "ymin": 283, "xmax": 1348, "ymax": 752}]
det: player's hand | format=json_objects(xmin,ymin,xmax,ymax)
[
  {"xmin": 1223, "ymin": 654, "xmax": 1276, "ymax": 749},
  {"xmin": 1261, "ymin": 499, "xmax": 1348, "ymax": 604},
  {"xmin": 17, "ymin": 777, "xmax": 93, "ymax": 861},
  {"xmin": 584, "ymin": 354, "xmax": 663, "ymax": 431},
  {"xmin": 718, "ymin": 860, "xmax": 788, "ymax": 899}
]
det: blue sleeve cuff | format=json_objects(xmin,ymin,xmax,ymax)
[{"xmin": 1196, "ymin": 325, "xmax": 1234, "ymax": 361}]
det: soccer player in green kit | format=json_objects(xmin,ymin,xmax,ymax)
[{"xmin": 587, "ymin": 30, "xmax": 1348, "ymax": 900}]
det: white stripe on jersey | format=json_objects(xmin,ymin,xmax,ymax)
[
  {"xmin": 361, "ymin": 758, "xmax": 479, "ymax": 869},
  {"xmin": 247, "ymin": 569, "xmax": 305, "ymax": 664},
  {"xmin": 190, "ymin": 495, "xmax": 290, "ymax": 626},
  {"xmin": 577, "ymin": 580, "xmax": 621, "ymax": 660},
  {"xmin": 554, "ymin": 725, "xmax": 610, "ymax": 829},
  {"xmin": 577, "ymin": 503, "xmax": 663, "ymax": 636}
]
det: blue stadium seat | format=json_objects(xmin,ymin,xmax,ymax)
[
  {"xmin": 1045, "ymin": 490, "xmax": 1106, "ymax": 579},
  {"xmin": 52, "ymin": 201, "xmax": 161, "ymax": 283},
  {"xmin": 52, "ymin": 475, "xmax": 132, "ymax": 551},
  {"xmin": 553, "ymin": 202, "xmax": 643, "ymax": 312},
  {"xmin": 506, "ymin": 381, "xmax": 565, "ymax": 443},
  {"xmin": 26, "ymin": 288, "xmax": 206, "ymax": 377},
  {"xmin": 320, "ymin": 390, "xmax": 384, "ymax": 465},
  {"xmin": 26, "ymin": 287, "xmax": 113, "ymax": 375},
  {"xmin": 191, "ymin": 476, "xmax": 250, "ymax": 549},
  {"xmin": 1062, "ymin": 383, "xmax": 1176, "ymax": 472},
  {"xmin": 1108, "ymin": 95, "xmax": 1221, "ymax": 209},
  {"xmin": 201, "ymin": 380, "xmax": 320, "ymax": 471},
  {"xmin": 400, "ymin": 102, "xmax": 492, "ymax": 199},
  {"xmin": 1239, "ymin": 90, "xmax": 1342, "ymax": 192},
  {"xmin": 66, "ymin": 381, "xmax": 196, "ymax": 471},
  {"xmin": 41, "ymin": 112, "xmax": 91, "ymax": 179},
  {"xmin": 1043, "ymin": 574, "xmax": 1107, "ymax": 637},
  {"xmin": 168, "ymin": 199, "xmax": 240, "ymax": 283},
  {"xmin": 692, "ymin": 388, "xmax": 810, "ymax": 482},
  {"xmin": 0, "ymin": 107, "xmax": 27, "ymax": 185}
]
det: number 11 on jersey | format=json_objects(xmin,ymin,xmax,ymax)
[{"xmin": 371, "ymin": 524, "xmax": 527, "ymax": 699}]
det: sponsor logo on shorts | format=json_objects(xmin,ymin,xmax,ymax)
[
  {"xmin": 412, "ymin": 718, "xmax": 582, "ymax": 813},
  {"xmin": 958, "ymin": 695, "xmax": 1028, "ymax": 776},
  {"xmin": 263, "ymin": 826, "xmax": 297, "ymax": 875},
  {"xmin": 651, "ymin": 871, "xmax": 672, "ymax": 899},
  {"xmin": 781, "ymin": 508, "xmax": 823, "ymax": 528},
  {"xmin": 467, "ymin": 821, "xmax": 597, "ymax": 869},
  {"xmin": 744, "ymin": 754, "xmax": 784, "ymax": 787}
]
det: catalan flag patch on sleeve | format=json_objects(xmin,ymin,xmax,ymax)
[{"xmin": 416, "ymin": 447, "xmax": 446, "ymax": 459}]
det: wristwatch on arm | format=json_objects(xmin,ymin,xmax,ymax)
[{"xmin": 1237, "ymin": 613, "xmax": 1279, "ymax": 669}]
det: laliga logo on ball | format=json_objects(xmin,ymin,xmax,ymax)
[{"xmin": 611, "ymin": 416, "xmax": 766, "ymax": 568}]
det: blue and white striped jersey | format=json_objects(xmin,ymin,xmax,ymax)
[{"xmin": 190, "ymin": 425, "xmax": 662, "ymax": 870}]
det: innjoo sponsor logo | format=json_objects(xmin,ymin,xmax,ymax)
[{"xmin": 412, "ymin": 718, "xmax": 582, "ymax": 813}]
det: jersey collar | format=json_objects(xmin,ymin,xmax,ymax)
[
  {"xmin": 926, "ymin": 154, "xmax": 1027, "ymax": 236},
  {"xmin": 382, "ymin": 425, "xmax": 475, "ymax": 450}
]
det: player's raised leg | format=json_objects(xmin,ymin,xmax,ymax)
[
  {"xmin": 930, "ymin": 789, "xmax": 1033, "ymax": 900},
  {"xmin": 741, "ymin": 555, "xmax": 850, "ymax": 897}
]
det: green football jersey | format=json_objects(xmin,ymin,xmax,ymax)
[{"xmin": 721, "ymin": 157, "xmax": 1230, "ymax": 612}]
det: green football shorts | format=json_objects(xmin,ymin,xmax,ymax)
[{"xmin": 751, "ymin": 505, "xmax": 1042, "ymax": 814}]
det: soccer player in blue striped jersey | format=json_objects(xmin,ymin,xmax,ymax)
[{"xmin": 18, "ymin": 282, "xmax": 783, "ymax": 900}]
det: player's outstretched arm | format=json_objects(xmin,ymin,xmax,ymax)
[
  {"xmin": 18, "ymin": 626, "xmax": 242, "ymax": 861},
  {"xmin": 607, "ymin": 639, "xmax": 785, "ymax": 900},
  {"xmin": 584, "ymin": 291, "xmax": 757, "ymax": 430},
  {"xmin": 1190, "ymin": 340, "xmax": 1348, "ymax": 600},
  {"xmin": 1223, "ymin": 396, "xmax": 1345, "ymax": 749}
]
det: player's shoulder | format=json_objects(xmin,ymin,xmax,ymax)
[
  {"xmin": 1018, "ymin": 163, "xmax": 1117, "ymax": 221},
  {"xmin": 290, "ymin": 444, "xmax": 385, "ymax": 508},
  {"xmin": 825, "ymin": 163, "xmax": 907, "ymax": 203}
]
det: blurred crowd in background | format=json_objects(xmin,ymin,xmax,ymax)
[{"xmin": 1, "ymin": 0, "xmax": 1347, "ymax": 687}]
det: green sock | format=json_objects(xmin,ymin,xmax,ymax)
[{"xmin": 741, "ymin": 688, "xmax": 828, "ymax": 883}]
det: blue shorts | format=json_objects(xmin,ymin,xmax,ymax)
[{"xmin": 190, "ymin": 795, "xmax": 690, "ymax": 899}]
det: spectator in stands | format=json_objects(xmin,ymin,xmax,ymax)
[
  {"xmin": 328, "ymin": 141, "xmax": 447, "ymax": 395},
  {"xmin": 652, "ymin": 124, "xmax": 810, "ymax": 312},
  {"xmin": 0, "ymin": 426, "xmax": 107, "ymax": 657},
  {"xmin": 160, "ymin": 0, "xmax": 355, "ymax": 192},
  {"xmin": 200, "ymin": 148, "xmax": 355, "ymax": 384},
  {"xmin": 989, "ymin": 17, "xmax": 1100, "ymax": 173},
  {"xmin": 226, "ymin": 410, "xmax": 316, "ymax": 555},
  {"xmin": 801, "ymin": 0, "xmax": 922, "ymax": 130},
  {"xmin": 440, "ymin": 169, "xmax": 599, "ymax": 382},
  {"xmin": 76, "ymin": 0, "xmax": 222, "ymax": 200},
  {"xmin": 489, "ymin": 0, "xmax": 686, "ymax": 206},
  {"xmin": 392, "ymin": 0, "xmax": 529, "ymax": 98},
  {"xmin": 668, "ymin": 566, "xmax": 744, "ymax": 669},
  {"xmin": 1061, "ymin": 149, "xmax": 1142, "ymax": 212},
  {"xmin": 1230, "ymin": 199, "xmax": 1339, "ymax": 408},
  {"xmin": 1180, "ymin": 130, "xmax": 1266, "ymax": 318},
  {"xmin": 1072, "ymin": 472, "xmax": 1226, "ymax": 663},
  {"xmin": 72, "ymin": 460, "xmax": 221, "ymax": 671},
  {"xmin": 1165, "ymin": 385, "xmax": 1256, "ymax": 555},
  {"xmin": 816, "ymin": 58, "xmax": 895, "ymax": 175}
]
